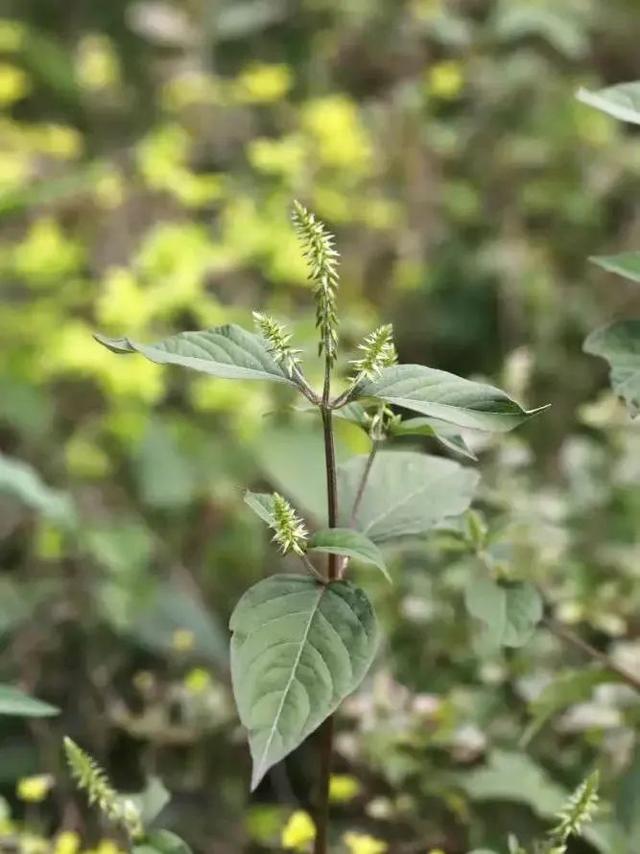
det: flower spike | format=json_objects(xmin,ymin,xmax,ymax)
[
  {"xmin": 350, "ymin": 324, "xmax": 397, "ymax": 382},
  {"xmin": 64, "ymin": 737, "xmax": 143, "ymax": 839},
  {"xmin": 291, "ymin": 200, "xmax": 339, "ymax": 364},
  {"xmin": 271, "ymin": 493, "xmax": 308, "ymax": 555},
  {"xmin": 253, "ymin": 311, "xmax": 302, "ymax": 376}
]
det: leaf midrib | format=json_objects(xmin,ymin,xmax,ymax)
[{"xmin": 252, "ymin": 585, "xmax": 325, "ymax": 783}]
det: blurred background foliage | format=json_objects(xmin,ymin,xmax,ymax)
[{"xmin": 2, "ymin": 0, "xmax": 640, "ymax": 851}]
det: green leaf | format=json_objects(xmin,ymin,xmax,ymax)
[
  {"xmin": 132, "ymin": 581, "xmax": 228, "ymax": 667},
  {"xmin": 133, "ymin": 830, "xmax": 192, "ymax": 854},
  {"xmin": 243, "ymin": 491, "xmax": 276, "ymax": 526},
  {"xmin": 616, "ymin": 749, "xmax": 640, "ymax": 838},
  {"xmin": 0, "ymin": 685, "xmax": 58, "ymax": 717},
  {"xmin": 464, "ymin": 575, "xmax": 542, "ymax": 650},
  {"xmin": 338, "ymin": 450, "xmax": 478, "ymax": 543},
  {"xmin": 523, "ymin": 668, "xmax": 622, "ymax": 745},
  {"xmin": 230, "ymin": 574, "xmax": 377, "ymax": 790},
  {"xmin": 577, "ymin": 82, "xmax": 640, "ymax": 125},
  {"xmin": 460, "ymin": 749, "xmax": 567, "ymax": 816},
  {"xmin": 591, "ymin": 252, "xmax": 640, "ymax": 283},
  {"xmin": 584, "ymin": 320, "xmax": 640, "ymax": 415},
  {"xmin": 0, "ymin": 453, "xmax": 75, "ymax": 525},
  {"xmin": 308, "ymin": 528, "xmax": 390, "ymax": 581},
  {"xmin": 95, "ymin": 324, "xmax": 296, "ymax": 385},
  {"xmin": 127, "ymin": 777, "xmax": 171, "ymax": 826},
  {"xmin": 389, "ymin": 416, "xmax": 477, "ymax": 460},
  {"xmin": 357, "ymin": 364, "xmax": 547, "ymax": 432}
]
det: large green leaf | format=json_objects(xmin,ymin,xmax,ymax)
[
  {"xmin": 464, "ymin": 575, "xmax": 542, "ymax": 650},
  {"xmin": 337, "ymin": 451, "xmax": 478, "ymax": 543},
  {"xmin": 389, "ymin": 416, "xmax": 477, "ymax": 460},
  {"xmin": 523, "ymin": 668, "xmax": 621, "ymax": 745},
  {"xmin": 230, "ymin": 574, "xmax": 377, "ymax": 790},
  {"xmin": 0, "ymin": 453, "xmax": 75, "ymax": 524},
  {"xmin": 308, "ymin": 528, "xmax": 390, "ymax": 581},
  {"xmin": 584, "ymin": 320, "xmax": 640, "ymax": 415},
  {"xmin": 357, "ymin": 364, "xmax": 546, "ymax": 432},
  {"xmin": 591, "ymin": 252, "xmax": 640, "ymax": 283},
  {"xmin": 0, "ymin": 685, "xmax": 58, "ymax": 717},
  {"xmin": 95, "ymin": 324, "xmax": 296, "ymax": 385},
  {"xmin": 577, "ymin": 82, "xmax": 640, "ymax": 125}
]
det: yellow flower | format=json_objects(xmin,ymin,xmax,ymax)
[
  {"xmin": 233, "ymin": 63, "xmax": 292, "ymax": 104},
  {"xmin": 281, "ymin": 810, "xmax": 316, "ymax": 850},
  {"xmin": 329, "ymin": 774, "xmax": 361, "ymax": 803},
  {"xmin": 75, "ymin": 34, "xmax": 120, "ymax": 91},
  {"xmin": 343, "ymin": 832, "xmax": 388, "ymax": 854},
  {"xmin": 16, "ymin": 774, "xmax": 53, "ymax": 802},
  {"xmin": 247, "ymin": 135, "xmax": 306, "ymax": 178},
  {"xmin": 0, "ymin": 63, "xmax": 30, "ymax": 105},
  {"xmin": 426, "ymin": 60, "xmax": 464, "ymax": 100},
  {"xmin": 30, "ymin": 123, "xmax": 83, "ymax": 159},
  {"xmin": 184, "ymin": 667, "xmax": 211, "ymax": 694},
  {"xmin": 301, "ymin": 95, "xmax": 373, "ymax": 173},
  {"xmin": 54, "ymin": 831, "xmax": 81, "ymax": 854},
  {"xmin": 13, "ymin": 218, "xmax": 85, "ymax": 286}
]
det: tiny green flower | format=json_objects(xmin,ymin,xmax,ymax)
[
  {"xmin": 350, "ymin": 324, "xmax": 397, "ymax": 382},
  {"xmin": 271, "ymin": 493, "xmax": 308, "ymax": 555},
  {"xmin": 253, "ymin": 311, "xmax": 301, "ymax": 375}
]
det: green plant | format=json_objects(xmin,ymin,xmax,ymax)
[
  {"xmin": 578, "ymin": 81, "xmax": 640, "ymax": 415},
  {"xmin": 471, "ymin": 770, "xmax": 600, "ymax": 854},
  {"xmin": 94, "ymin": 202, "xmax": 547, "ymax": 852},
  {"xmin": 64, "ymin": 737, "xmax": 191, "ymax": 854}
]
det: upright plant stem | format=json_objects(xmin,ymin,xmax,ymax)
[{"xmin": 314, "ymin": 358, "xmax": 339, "ymax": 854}]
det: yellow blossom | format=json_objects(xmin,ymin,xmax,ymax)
[
  {"xmin": 184, "ymin": 667, "xmax": 211, "ymax": 694},
  {"xmin": 54, "ymin": 831, "xmax": 81, "ymax": 854},
  {"xmin": 302, "ymin": 95, "xmax": 373, "ymax": 173},
  {"xmin": 233, "ymin": 63, "xmax": 292, "ymax": 104},
  {"xmin": 0, "ymin": 63, "xmax": 30, "ymax": 105},
  {"xmin": 343, "ymin": 832, "xmax": 388, "ymax": 854},
  {"xmin": 426, "ymin": 60, "xmax": 464, "ymax": 100},
  {"xmin": 17, "ymin": 774, "xmax": 53, "ymax": 802},
  {"xmin": 329, "ymin": 774, "xmax": 361, "ymax": 803},
  {"xmin": 281, "ymin": 810, "xmax": 316, "ymax": 850}
]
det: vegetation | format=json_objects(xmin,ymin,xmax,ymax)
[{"xmin": 2, "ymin": 1, "xmax": 640, "ymax": 852}]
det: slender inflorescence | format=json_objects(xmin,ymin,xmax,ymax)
[
  {"xmin": 253, "ymin": 311, "xmax": 302, "ymax": 376},
  {"xmin": 544, "ymin": 771, "xmax": 599, "ymax": 854},
  {"xmin": 271, "ymin": 493, "xmax": 308, "ymax": 556},
  {"xmin": 291, "ymin": 200, "xmax": 339, "ymax": 365},
  {"xmin": 64, "ymin": 737, "xmax": 143, "ymax": 840},
  {"xmin": 350, "ymin": 323, "xmax": 397, "ymax": 382}
]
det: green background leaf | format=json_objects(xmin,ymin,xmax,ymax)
[
  {"xmin": 338, "ymin": 450, "xmax": 478, "ymax": 542},
  {"xmin": 0, "ymin": 685, "xmax": 59, "ymax": 717},
  {"xmin": 584, "ymin": 320, "xmax": 640, "ymax": 415},
  {"xmin": 577, "ymin": 82, "xmax": 640, "ymax": 125},
  {"xmin": 591, "ymin": 251, "xmax": 640, "ymax": 283},
  {"xmin": 465, "ymin": 575, "xmax": 542, "ymax": 650}
]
